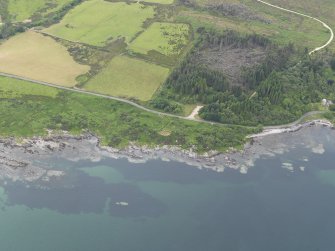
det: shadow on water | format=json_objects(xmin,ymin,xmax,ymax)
[{"xmin": 3, "ymin": 170, "xmax": 167, "ymax": 218}]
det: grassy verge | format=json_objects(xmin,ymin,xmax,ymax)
[
  {"xmin": 0, "ymin": 76, "xmax": 259, "ymax": 152},
  {"xmin": 302, "ymin": 112, "xmax": 335, "ymax": 124}
]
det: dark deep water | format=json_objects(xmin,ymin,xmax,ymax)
[{"xmin": 1, "ymin": 127, "xmax": 335, "ymax": 251}]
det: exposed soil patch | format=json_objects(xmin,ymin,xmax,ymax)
[{"xmin": 159, "ymin": 130, "xmax": 172, "ymax": 136}]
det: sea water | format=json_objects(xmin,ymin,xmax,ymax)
[{"xmin": 0, "ymin": 127, "xmax": 335, "ymax": 251}]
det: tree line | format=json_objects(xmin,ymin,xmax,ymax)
[{"xmin": 151, "ymin": 28, "xmax": 335, "ymax": 126}]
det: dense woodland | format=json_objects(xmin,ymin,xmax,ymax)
[{"xmin": 152, "ymin": 28, "xmax": 335, "ymax": 126}]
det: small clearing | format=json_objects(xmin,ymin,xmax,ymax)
[{"xmin": 187, "ymin": 105, "xmax": 203, "ymax": 119}]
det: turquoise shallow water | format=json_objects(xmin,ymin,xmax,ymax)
[{"xmin": 1, "ymin": 128, "xmax": 335, "ymax": 251}]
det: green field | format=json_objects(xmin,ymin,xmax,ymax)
[
  {"xmin": 0, "ymin": 31, "xmax": 89, "ymax": 86},
  {"xmin": 0, "ymin": 76, "xmax": 59, "ymax": 98},
  {"xmin": 84, "ymin": 56, "xmax": 169, "ymax": 101},
  {"xmin": 129, "ymin": 22, "xmax": 190, "ymax": 56},
  {"xmin": 43, "ymin": 0, "xmax": 155, "ymax": 46},
  {"xmin": 0, "ymin": 76, "xmax": 257, "ymax": 151},
  {"xmin": 8, "ymin": 0, "xmax": 73, "ymax": 22}
]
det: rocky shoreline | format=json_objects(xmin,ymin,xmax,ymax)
[{"xmin": 0, "ymin": 119, "xmax": 333, "ymax": 182}]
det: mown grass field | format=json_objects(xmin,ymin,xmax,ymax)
[
  {"xmin": 43, "ymin": 0, "xmax": 155, "ymax": 46},
  {"xmin": 129, "ymin": 22, "xmax": 190, "ymax": 56},
  {"xmin": 0, "ymin": 31, "xmax": 89, "ymax": 86},
  {"xmin": 7, "ymin": 0, "xmax": 73, "ymax": 22},
  {"xmin": 0, "ymin": 76, "xmax": 258, "ymax": 152},
  {"xmin": 84, "ymin": 56, "xmax": 169, "ymax": 101}
]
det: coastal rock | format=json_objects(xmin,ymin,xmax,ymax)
[{"xmin": 0, "ymin": 120, "xmax": 333, "ymax": 182}]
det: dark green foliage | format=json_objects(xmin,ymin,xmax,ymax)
[
  {"xmin": 164, "ymin": 58, "xmax": 229, "ymax": 103},
  {"xmin": 331, "ymin": 57, "xmax": 335, "ymax": 71},
  {"xmin": 200, "ymin": 29, "xmax": 273, "ymax": 50},
  {"xmin": 257, "ymin": 72, "xmax": 283, "ymax": 105},
  {"xmin": 241, "ymin": 43, "xmax": 294, "ymax": 89},
  {"xmin": 149, "ymin": 98, "xmax": 183, "ymax": 114},
  {"xmin": 155, "ymin": 28, "xmax": 335, "ymax": 126},
  {"xmin": 157, "ymin": 29, "xmax": 294, "ymax": 105},
  {"xmin": 199, "ymin": 55, "xmax": 335, "ymax": 126},
  {"xmin": 329, "ymin": 104, "xmax": 335, "ymax": 112}
]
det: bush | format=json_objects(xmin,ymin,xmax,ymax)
[
  {"xmin": 331, "ymin": 58, "xmax": 335, "ymax": 71},
  {"xmin": 329, "ymin": 104, "xmax": 335, "ymax": 111},
  {"xmin": 149, "ymin": 98, "xmax": 182, "ymax": 114}
]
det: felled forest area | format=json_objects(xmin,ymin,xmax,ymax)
[{"xmin": 153, "ymin": 28, "xmax": 335, "ymax": 126}]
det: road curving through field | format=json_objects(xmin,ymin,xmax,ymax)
[
  {"xmin": 0, "ymin": 72, "xmax": 216, "ymax": 125},
  {"xmin": 256, "ymin": 0, "xmax": 334, "ymax": 54}
]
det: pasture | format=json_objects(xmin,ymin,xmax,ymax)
[
  {"xmin": 0, "ymin": 31, "xmax": 89, "ymax": 86},
  {"xmin": 7, "ymin": 0, "xmax": 73, "ymax": 22},
  {"xmin": 84, "ymin": 56, "xmax": 169, "ymax": 101},
  {"xmin": 43, "ymin": 0, "xmax": 155, "ymax": 46},
  {"xmin": 129, "ymin": 22, "xmax": 190, "ymax": 56}
]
